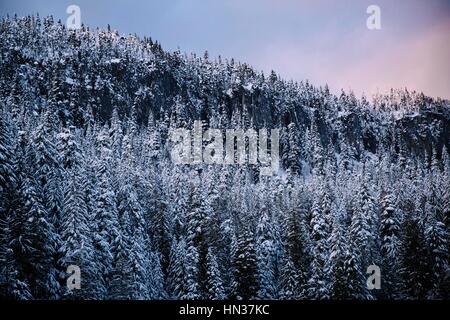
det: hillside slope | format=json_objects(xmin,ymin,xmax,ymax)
[{"xmin": 0, "ymin": 15, "xmax": 449, "ymax": 300}]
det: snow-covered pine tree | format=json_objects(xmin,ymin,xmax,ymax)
[
  {"xmin": 0, "ymin": 116, "xmax": 33, "ymax": 299},
  {"xmin": 167, "ymin": 239, "xmax": 186, "ymax": 299},
  {"xmin": 256, "ymin": 207, "xmax": 278, "ymax": 299},
  {"xmin": 398, "ymin": 218, "xmax": 431, "ymax": 299},
  {"xmin": 307, "ymin": 179, "xmax": 331, "ymax": 299},
  {"xmin": 147, "ymin": 251, "xmax": 166, "ymax": 300},
  {"xmin": 183, "ymin": 244, "xmax": 200, "ymax": 300},
  {"xmin": 283, "ymin": 122, "xmax": 301, "ymax": 175},
  {"xmin": 350, "ymin": 170, "xmax": 378, "ymax": 270},
  {"xmin": 185, "ymin": 176, "xmax": 210, "ymax": 297},
  {"xmin": 30, "ymin": 111, "xmax": 63, "ymax": 228},
  {"xmin": 58, "ymin": 128, "xmax": 97, "ymax": 299},
  {"xmin": 117, "ymin": 159, "xmax": 152, "ymax": 299},
  {"xmin": 92, "ymin": 127, "xmax": 121, "ymax": 298},
  {"xmin": 328, "ymin": 201, "xmax": 351, "ymax": 299},
  {"xmin": 310, "ymin": 118, "xmax": 324, "ymax": 176},
  {"xmin": 379, "ymin": 188, "xmax": 401, "ymax": 298},
  {"xmin": 279, "ymin": 253, "xmax": 302, "ymax": 300},
  {"xmin": 281, "ymin": 199, "xmax": 309, "ymax": 298},
  {"xmin": 205, "ymin": 248, "xmax": 225, "ymax": 300},
  {"xmin": 231, "ymin": 227, "xmax": 258, "ymax": 300},
  {"xmin": 424, "ymin": 200, "xmax": 449, "ymax": 299}
]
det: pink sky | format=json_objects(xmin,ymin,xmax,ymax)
[{"xmin": 254, "ymin": 18, "xmax": 450, "ymax": 99}]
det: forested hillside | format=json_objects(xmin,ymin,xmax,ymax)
[{"xmin": 0, "ymin": 15, "xmax": 449, "ymax": 300}]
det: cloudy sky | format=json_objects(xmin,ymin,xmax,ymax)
[{"xmin": 1, "ymin": 0, "xmax": 449, "ymax": 99}]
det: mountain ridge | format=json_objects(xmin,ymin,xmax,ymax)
[{"xmin": 0, "ymin": 14, "xmax": 449, "ymax": 300}]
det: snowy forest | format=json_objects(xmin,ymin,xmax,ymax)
[{"xmin": 0, "ymin": 15, "xmax": 449, "ymax": 300}]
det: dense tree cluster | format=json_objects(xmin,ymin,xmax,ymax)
[{"xmin": 0, "ymin": 15, "xmax": 449, "ymax": 299}]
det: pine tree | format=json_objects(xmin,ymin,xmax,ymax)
[
  {"xmin": 282, "ymin": 192, "xmax": 309, "ymax": 296},
  {"xmin": 328, "ymin": 201, "xmax": 350, "ymax": 299},
  {"xmin": 117, "ymin": 164, "xmax": 151, "ymax": 299},
  {"xmin": 205, "ymin": 248, "xmax": 225, "ymax": 300},
  {"xmin": 49, "ymin": 64, "xmax": 66, "ymax": 126},
  {"xmin": 3, "ymin": 127, "xmax": 61, "ymax": 299},
  {"xmin": 310, "ymin": 119, "xmax": 324, "ymax": 176},
  {"xmin": 185, "ymin": 178, "xmax": 210, "ymax": 297},
  {"xmin": 284, "ymin": 123, "xmax": 301, "ymax": 175},
  {"xmin": 68, "ymin": 81, "xmax": 82, "ymax": 127},
  {"xmin": 167, "ymin": 239, "xmax": 186, "ymax": 299},
  {"xmin": 308, "ymin": 180, "xmax": 331, "ymax": 299},
  {"xmin": 183, "ymin": 244, "xmax": 200, "ymax": 300},
  {"xmin": 379, "ymin": 188, "xmax": 401, "ymax": 298},
  {"xmin": 424, "ymin": 202, "xmax": 449, "ymax": 299},
  {"xmin": 58, "ymin": 128, "xmax": 97, "ymax": 299},
  {"xmin": 147, "ymin": 251, "xmax": 166, "ymax": 299},
  {"xmin": 109, "ymin": 228, "xmax": 132, "ymax": 300},
  {"xmin": 398, "ymin": 218, "xmax": 431, "ymax": 299},
  {"xmin": 232, "ymin": 227, "xmax": 258, "ymax": 300},
  {"xmin": 0, "ymin": 113, "xmax": 16, "ymax": 205},
  {"xmin": 350, "ymin": 172, "xmax": 378, "ymax": 270},
  {"xmin": 90, "ymin": 126, "xmax": 123, "ymax": 297},
  {"xmin": 0, "ymin": 122, "xmax": 35, "ymax": 299},
  {"xmin": 279, "ymin": 253, "xmax": 305, "ymax": 299},
  {"xmin": 30, "ymin": 113, "xmax": 63, "ymax": 227},
  {"xmin": 148, "ymin": 171, "xmax": 171, "ymax": 274},
  {"xmin": 0, "ymin": 114, "xmax": 18, "ymax": 296},
  {"xmin": 256, "ymin": 208, "xmax": 277, "ymax": 299}
]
